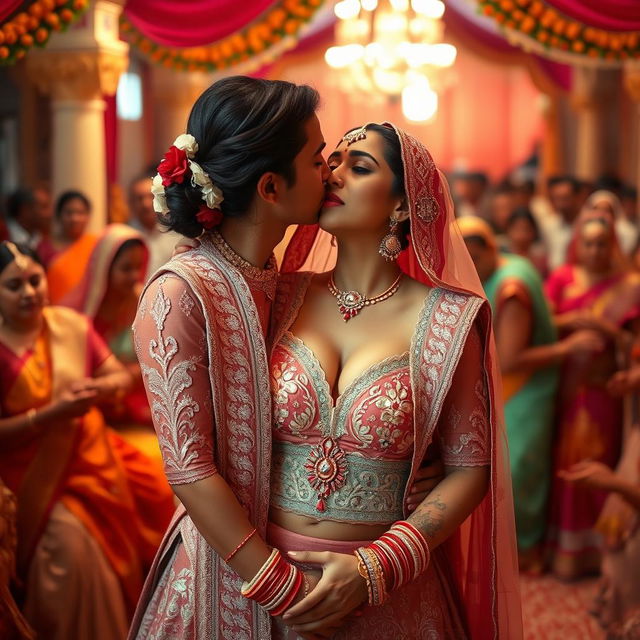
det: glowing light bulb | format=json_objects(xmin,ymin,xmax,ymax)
[
  {"xmin": 334, "ymin": 0, "xmax": 361, "ymax": 20},
  {"xmin": 402, "ymin": 79, "xmax": 438, "ymax": 121},
  {"xmin": 325, "ymin": 44, "xmax": 365, "ymax": 68}
]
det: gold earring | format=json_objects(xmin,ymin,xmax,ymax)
[{"xmin": 379, "ymin": 218, "xmax": 402, "ymax": 261}]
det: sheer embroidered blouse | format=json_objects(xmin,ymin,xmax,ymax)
[
  {"xmin": 133, "ymin": 254, "xmax": 277, "ymax": 486},
  {"xmin": 269, "ymin": 289, "xmax": 491, "ymax": 525}
]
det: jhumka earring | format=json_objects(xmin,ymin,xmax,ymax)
[{"xmin": 378, "ymin": 218, "xmax": 402, "ymax": 261}]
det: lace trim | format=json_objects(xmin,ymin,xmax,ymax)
[{"xmin": 271, "ymin": 441, "xmax": 410, "ymax": 524}]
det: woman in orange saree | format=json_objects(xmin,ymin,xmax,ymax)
[
  {"xmin": 0, "ymin": 242, "xmax": 174, "ymax": 639},
  {"xmin": 38, "ymin": 191, "xmax": 98, "ymax": 304},
  {"xmin": 545, "ymin": 210, "xmax": 640, "ymax": 580},
  {"xmin": 63, "ymin": 224, "xmax": 152, "ymax": 426}
]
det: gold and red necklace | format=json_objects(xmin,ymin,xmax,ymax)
[{"xmin": 327, "ymin": 272, "xmax": 404, "ymax": 321}]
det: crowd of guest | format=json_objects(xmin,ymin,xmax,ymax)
[
  {"xmin": 0, "ymin": 165, "xmax": 639, "ymax": 638},
  {"xmin": 454, "ymin": 169, "xmax": 640, "ymax": 637}
]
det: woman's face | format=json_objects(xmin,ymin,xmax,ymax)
[
  {"xmin": 59, "ymin": 197, "xmax": 90, "ymax": 241},
  {"xmin": 0, "ymin": 256, "xmax": 47, "ymax": 328},
  {"xmin": 590, "ymin": 200, "xmax": 615, "ymax": 218},
  {"xmin": 576, "ymin": 221, "xmax": 613, "ymax": 273},
  {"xmin": 320, "ymin": 130, "xmax": 403, "ymax": 236},
  {"xmin": 108, "ymin": 243, "xmax": 147, "ymax": 296},
  {"xmin": 507, "ymin": 218, "xmax": 535, "ymax": 249}
]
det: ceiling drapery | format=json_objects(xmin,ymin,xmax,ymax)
[
  {"xmin": 475, "ymin": 0, "xmax": 640, "ymax": 66},
  {"xmin": 120, "ymin": 0, "xmax": 328, "ymax": 73}
]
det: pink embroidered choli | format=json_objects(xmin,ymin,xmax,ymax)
[{"xmin": 270, "ymin": 283, "xmax": 491, "ymax": 528}]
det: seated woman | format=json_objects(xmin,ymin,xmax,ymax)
[
  {"xmin": 63, "ymin": 224, "xmax": 152, "ymax": 427},
  {"xmin": 38, "ymin": 190, "xmax": 98, "ymax": 304},
  {"xmin": 545, "ymin": 210, "xmax": 640, "ymax": 580},
  {"xmin": 0, "ymin": 242, "xmax": 174, "ymax": 640}
]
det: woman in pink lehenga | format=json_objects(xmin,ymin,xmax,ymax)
[
  {"xmin": 266, "ymin": 123, "xmax": 521, "ymax": 639},
  {"xmin": 545, "ymin": 210, "xmax": 640, "ymax": 580}
]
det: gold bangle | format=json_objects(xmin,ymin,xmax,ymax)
[{"xmin": 25, "ymin": 408, "xmax": 37, "ymax": 430}]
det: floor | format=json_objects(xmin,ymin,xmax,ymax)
[{"xmin": 521, "ymin": 573, "xmax": 605, "ymax": 639}]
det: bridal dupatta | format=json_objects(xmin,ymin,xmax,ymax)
[{"xmin": 281, "ymin": 123, "xmax": 522, "ymax": 639}]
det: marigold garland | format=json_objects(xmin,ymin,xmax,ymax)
[
  {"xmin": 120, "ymin": 0, "xmax": 326, "ymax": 72},
  {"xmin": 0, "ymin": 0, "xmax": 90, "ymax": 65},
  {"xmin": 478, "ymin": 0, "xmax": 640, "ymax": 62}
]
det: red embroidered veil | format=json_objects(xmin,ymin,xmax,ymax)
[{"xmin": 281, "ymin": 122, "xmax": 523, "ymax": 639}]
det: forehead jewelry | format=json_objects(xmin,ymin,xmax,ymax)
[
  {"xmin": 342, "ymin": 125, "xmax": 367, "ymax": 147},
  {"xmin": 5, "ymin": 242, "xmax": 29, "ymax": 271}
]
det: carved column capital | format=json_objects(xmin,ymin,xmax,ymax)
[{"xmin": 25, "ymin": 48, "xmax": 128, "ymax": 100}]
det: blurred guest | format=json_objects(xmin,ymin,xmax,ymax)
[
  {"xmin": 63, "ymin": 225, "xmax": 151, "ymax": 426},
  {"xmin": 0, "ymin": 241, "xmax": 174, "ymax": 639},
  {"xmin": 128, "ymin": 172, "xmax": 179, "ymax": 276},
  {"xmin": 545, "ymin": 210, "xmax": 640, "ymax": 580},
  {"xmin": 459, "ymin": 216, "xmax": 593, "ymax": 572},
  {"xmin": 621, "ymin": 185, "xmax": 638, "ymax": 226},
  {"xmin": 512, "ymin": 178, "xmax": 536, "ymax": 211},
  {"xmin": 583, "ymin": 190, "xmax": 638, "ymax": 257},
  {"xmin": 561, "ymin": 359, "xmax": 640, "ymax": 636},
  {"xmin": 5, "ymin": 188, "xmax": 52, "ymax": 250},
  {"xmin": 38, "ymin": 190, "xmax": 98, "ymax": 304},
  {"xmin": 504, "ymin": 207, "xmax": 549, "ymax": 278},
  {"xmin": 543, "ymin": 175, "xmax": 582, "ymax": 270},
  {"xmin": 487, "ymin": 182, "xmax": 516, "ymax": 237},
  {"xmin": 451, "ymin": 170, "xmax": 489, "ymax": 218}
]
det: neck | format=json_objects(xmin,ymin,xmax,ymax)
[
  {"xmin": 332, "ymin": 233, "xmax": 402, "ymax": 295},
  {"xmin": 218, "ymin": 215, "xmax": 288, "ymax": 268},
  {"xmin": 4, "ymin": 314, "xmax": 43, "ymax": 337}
]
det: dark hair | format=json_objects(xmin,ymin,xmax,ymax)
[
  {"xmin": 6, "ymin": 188, "xmax": 35, "ymax": 219},
  {"xmin": 55, "ymin": 190, "xmax": 91, "ymax": 218},
  {"xmin": 0, "ymin": 242, "xmax": 43, "ymax": 274},
  {"xmin": 162, "ymin": 76, "xmax": 320, "ymax": 238},
  {"xmin": 505, "ymin": 206, "xmax": 540, "ymax": 242},
  {"xmin": 547, "ymin": 174, "xmax": 580, "ymax": 194},
  {"xmin": 463, "ymin": 234, "xmax": 490, "ymax": 249},
  {"xmin": 342, "ymin": 123, "xmax": 410, "ymax": 249},
  {"xmin": 621, "ymin": 184, "xmax": 638, "ymax": 200},
  {"xmin": 111, "ymin": 238, "xmax": 146, "ymax": 267}
]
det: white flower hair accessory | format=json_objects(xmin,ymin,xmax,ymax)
[{"xmin": 152, "ymin": 133, "xmax": 225, "ymax": 218}]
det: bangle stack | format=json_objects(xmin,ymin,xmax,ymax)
[
  {"xmin": 355, "ymin": 520, "xmax": 430, "ymax": 605},
  {"xmin": 241, "ymin": 549, "xmax": 304, "ymax": 617}
]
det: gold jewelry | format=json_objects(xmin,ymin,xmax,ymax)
[
  {"xmin": 5, "ymin": 242, "xmax": 29, "ymax": 271},
  {"xmin": 342, "ymin": 126, "xmax": 367, "ymax": 146},
  {"xmin": 379, "ymin": 218, "xmax": 403, "ymax": 262},
  {"xmin": 328, "ymin": 272, "xmax": 403, "ymax": 321}
]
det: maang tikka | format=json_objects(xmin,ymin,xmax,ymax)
[{"xmin": 379, "ymin": 218, "xmax": 402, "ymax": 261}]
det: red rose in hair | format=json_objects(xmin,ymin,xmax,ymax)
[
  {"xmin": 158, "ymin": 146, "xmax": 189, "ymax": 187},
  {"xmin": 196, "ymin": 205, "xmax": 223, "ymax": 230}
]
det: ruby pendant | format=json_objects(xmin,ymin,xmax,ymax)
[{"xmin": 304, "ymin": 437, "xmax": 348, "ymax": 512}]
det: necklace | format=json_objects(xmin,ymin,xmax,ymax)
[{"xmin": 327, "ymin": 272, "xmax": 404, "ymax": 321}]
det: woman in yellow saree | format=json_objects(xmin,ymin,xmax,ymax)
[{"xmin": 0, "ymin": 242, "xmax": 174, "ymax": 640}]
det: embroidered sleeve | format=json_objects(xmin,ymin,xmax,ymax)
[
  {"xmin": 133, "ymin": 274, "xmax": 217, "ymax": 485},
  {"xmin": 437, "ymin": 322, "xmax": 491, "ymax": 467}
]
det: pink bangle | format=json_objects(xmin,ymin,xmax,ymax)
[{"xmin": 224, "ymin": 527, "xmax": 257, "ymax": 563}]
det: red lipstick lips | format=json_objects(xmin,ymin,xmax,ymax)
[{"xmin": 323, "ymin": 192, "xmax": 344, "ymax": 207}]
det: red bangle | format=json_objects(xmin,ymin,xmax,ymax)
[{"xmin": 224, "ymin": 527, "xmax": 257, "ymax": 563}]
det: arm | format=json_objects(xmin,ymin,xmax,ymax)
[{"xmin": 134, "ymin": 275, "xmax": 272, "ymax": 581}]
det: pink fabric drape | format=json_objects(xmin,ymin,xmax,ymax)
[
  {"xmin": 541, "ymin": 0, "xmax": 640, "ymax": 31},
  {"xmin": 123, "ymin": 0, "xmax": 276, "ymax": 47},
  {"xmin": 0, "ymin": 1, "xmax": 22, "ymax": 23}
]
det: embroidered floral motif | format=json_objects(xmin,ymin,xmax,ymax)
[
  {"xmin": 271, "ymin": 357, "xmax": 316, "ymax": 437},
  {"xmin": 140, "ymin": 284, "xmax": 203, "ymax": 475},
  {"xmin": 179, "ymin": 290, "xmax": 195, "ymax": 317}
]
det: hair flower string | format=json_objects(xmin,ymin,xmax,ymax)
[{"xmin": 152, "ymin": 133, "xmax": 224, "ymax": 228}]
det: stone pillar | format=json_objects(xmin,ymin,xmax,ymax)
[
  {"xmin": 150, "ymin": 67, "xmax": 211, "ymax": 160},
  {"xmin": 571, "ymin": 67, "xmax": 620, "ymax": 182},
  {"xmin": 25, "ymin": 1, "xmax": 128, "ymax": 231},
  {"xmin": 539, "ymin": 93, "xmax": 565, "ymax": 187},
  {"xmin": 624, "ymin": 64, "xmax": 640, "ymax": 200}
]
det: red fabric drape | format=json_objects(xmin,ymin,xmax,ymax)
[
  {"xmin": 543, "ymin": 0, "xmax": 640, "ymax": 31},
  {"xmin": 123, "ymin": 0, "xmax": 276, "ymax": 47},
  {"xmin": 0, "ymin": 1, "xmax": 22, "ymax": 23}
]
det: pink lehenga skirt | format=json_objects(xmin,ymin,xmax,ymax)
[{"xmin": 267, "ymin": 522, "xmax": 468, "ymax": 640}]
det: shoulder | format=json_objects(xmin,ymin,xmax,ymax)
[{"xmin": 44, "ymin": 305, "xmax": 89, "ymax": 328}]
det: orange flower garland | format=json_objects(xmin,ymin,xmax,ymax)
[
  {"xmin": 478, "ymin": 0, "xmax": 640, "ymax": 62},
  {"xmin": 0, "ymin": 0, "xmax": 89, "ymax": 65},
  {"xmin": 120, "ymin": 0, "xmax": 326, "ymax": 72}
]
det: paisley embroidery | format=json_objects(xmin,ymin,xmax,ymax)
[
  {"xmin": 271, "ymin": 357, "xmax": 316, "ymax": 437},
  {"xmin": 179, "ymin": 290, "xmax": 195, "ymax": 317},
  {"xmin": 140, "ymin": 284, "xmax": 204, "ymax": 477}
]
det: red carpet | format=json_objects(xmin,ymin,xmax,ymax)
[{"xmin": 521, "ymin": 574, "xmax": 605, "ymax": 639}]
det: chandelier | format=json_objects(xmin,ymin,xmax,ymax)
[{"xmin": 325, "ymin": 0, "xmax": 456, "ymax": 122}]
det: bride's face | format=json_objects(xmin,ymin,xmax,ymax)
[{"xmin": 319, "ymin": 130, "xmax": 403, "ymax": 236}]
